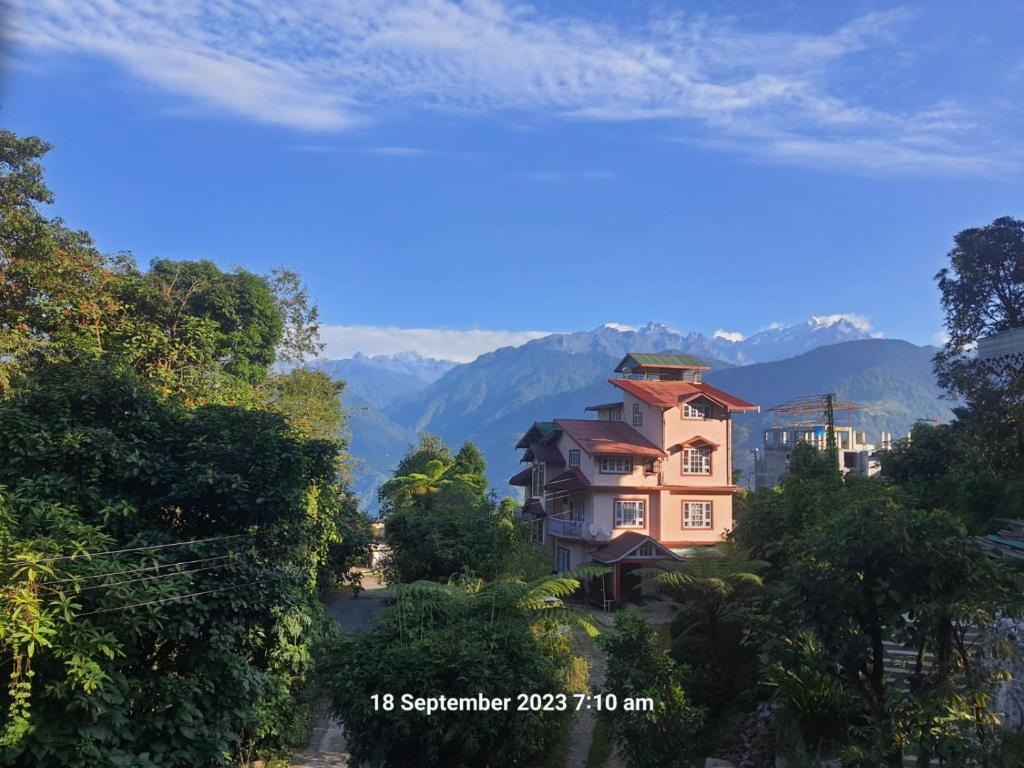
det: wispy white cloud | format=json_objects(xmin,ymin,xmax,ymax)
[
  {"xmin": 713, "ymin": 329, "xmax": 745, "ymax": 343},
  {"xmin": 318, "ymin": 324, "xmax": 550, "ymax": 363},
  {"xmin": 8, "ymin": 2, "xmax": 1015, "ymax": 175}
]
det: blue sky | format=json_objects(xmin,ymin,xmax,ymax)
[{"xmin": 4, "ymin": 0, "xmax": 1023, "ymax": 361}]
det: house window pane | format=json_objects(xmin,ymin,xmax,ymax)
[
  {"xmin": 568, "ymin": 449, "xmax": 580, "ymax": 468},
  {"xmin": 683, "ymin": 501, "xmax": 712, "ymax": 529},
  {"xmin": 600, "ymin": 456, "xmax": 632, "ymax": 474},
  {"xmin": 682, "ymin": 447, "xmax": 712, "ymax": 474},
  {"xmin": 632, "ymin": 403, "xmax": 643, "ymax": 426},
  {"xmin": 682, "ymin": 401, "xmax": 710, "ymax": 419},
  {"xmin": 614, "ymin": 499, "xmax": 645, "ymax": 528}
]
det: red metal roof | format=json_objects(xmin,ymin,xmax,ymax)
[
  {"xmin": 555, "ymin": 419, "xmax": 665, "ymax": 458},
  {"xmin": 609, "ymin": 379, "xmax": 758, "ymax": 412}
]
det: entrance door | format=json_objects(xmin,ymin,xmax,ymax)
[
  {"xmin": 618, "ymin": 562, "xmax": 644, "ymax": 602},
  {"xmin": 556, "ymin": 547, "xmax": 570, "ymax": 573}
]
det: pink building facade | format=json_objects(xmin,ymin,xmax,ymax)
[{"xmin": 511, "ymin": 353, "xmax": 758, "ymax": 602}]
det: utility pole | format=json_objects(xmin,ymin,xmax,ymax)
[{"xmin": 825, "ymin": 393, "xmax": 838, "ymax": 467}]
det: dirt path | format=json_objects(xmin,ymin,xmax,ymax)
[
  {"xmin": 566, "ymin": 610, "xmax": 626, "ymax": 768},
  {"xmin": 291, "ymin": 572, "xmax": 387, "ymax": 768}
]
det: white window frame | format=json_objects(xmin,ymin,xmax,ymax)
[
  {"xmin": 636, "ymin": 541, "xmax": 656, "ymax": 557},
  {"xmin": 682, "ymin": 446, "xmax": 712, "ymax": 475},
  {"xmin": 531, "ymin": 462, "xmax": 546, "ymax": 498},
  {"xmin": 632, "ymin": 403, "xmax": 643, "ymax": 426},
  {"xmin": 682, "ymin": 400, "xmax": 710, "ymax": 419},
  {"xmin": 599, "ymin": 456, "xmax": 632, "ymax": 474},
  {"xmin": 568, "ymin": 449, "xmax": 580, "ymax": 468},
  {"xmin": 683, "ymin": 501, "xmax": 713, "ymax": 529},
  {"xmin": 614, "ymin": 499, "xmax": 645, "ymax": 528}
]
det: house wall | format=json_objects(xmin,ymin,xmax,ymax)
[
  {"xmin": 657, "ymin": 490, "xmax": 733, "ymax": 545},
  {"xmin": 587, "ymin": 488, "xmax": 657, "ymax": 539},
  {"xmin": 621, "ymin": 393, "xmax": 664, "ymax": 448},
  {"xmin": 661, "ymin": 403, "xmax": 732, "ymax": 486}
]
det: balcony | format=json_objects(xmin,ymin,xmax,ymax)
[{"xmin": 548, "ymin": 518, "xmax": 583, "ymax": 539}]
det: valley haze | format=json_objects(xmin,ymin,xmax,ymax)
[{"xmin": 316, "ymin": 316, "xmax": 951, "ymax": 511}]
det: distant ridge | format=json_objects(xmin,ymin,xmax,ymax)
[{"xmin": 317, "ymin": 320, "xmax": 944, "ymax": 510}]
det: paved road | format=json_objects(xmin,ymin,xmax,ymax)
[{"xmin": 291, "ymin": 574, "xmax": 387, "ymax": 768}]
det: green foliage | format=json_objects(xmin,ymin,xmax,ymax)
[
  {"xmin": 329, "ymin": 572, "xmax": 596, "ymax": 768},
  {"xmin": 264, "ymin": 367, "xmax": 346, "ymax": 442},
  {"xmin": 739, "ymin": 470, "xmax": 1022, "ymax": 765},
  {"xmin": 600, "ymin": 611, "xmax": 705, "ymax": 768},
  {"xmin": 764, "ymin": 632, "xmax": 858, "ymax": 760},
  {"xmin": 640, "ymin": 544, "xmax": 767, "ymax": 716},
  {"xmin": 0, "ymin": 128, "xmax": 362, "ymax": 766},
  {"xmin": 381, "ymin": 437, "xmax": 536, "ymax": 584},
  {"xmin": 267, "ymin": 266, "xmax": 323, "ymax": 365},
  {"xmin": 934, "ymin": 216, "xmax": 1024, "ymax": 395}
]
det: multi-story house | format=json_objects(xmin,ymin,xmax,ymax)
[
  {"xmin": 753, "ymin": 424, "xmax": 882, "ymax": 491},
  {"xmin": 510, "ymin": 353, "xmax": 758, "ymax": 603}
]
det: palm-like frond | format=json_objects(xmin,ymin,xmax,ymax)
[
  {"xmin": 635, "ymin": 543, "xmax": 766, "ymax": 604},
  {"xmin": 391, "ymin": 568, "xmax": 610, "ymax": 641}
]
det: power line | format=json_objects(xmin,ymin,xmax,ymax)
[
  {"xmin": 48, "ymin": 560, "xmax": 245, "ymax": 594},
  {"xmin": 38, "ymin": 553, "xmax": 237, "ymax": 586},
  {"xmin": 35, "ymin": 541, "xmax": 295, "ymax": 589},
  {"xmin": 3, "ymin": 532, "xmax": 260, "ymax": 566},
  {"xmin": 76, "ymin": 578, "xmax": 278, "ymax": 618}
]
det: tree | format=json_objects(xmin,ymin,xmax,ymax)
[
  {"xmin": 641, "ymin": 544, "xmax": 767, "ymax": 715},
  {"xmin": 267, "ymin": 266, "xmax": 323, "ymax": 365},
  {"xmin": 933, "ymin": 217, "xmax": 1024, "ymax": 445},
  {"xmin": 329, "ymin": 572, "xmax": 597, "ymax": 768},
  {"xmin": 0, "ymin": 129, "xmax": 362, "ymax": 766},
  {"xmin": 600, "ymin": 611, "xmax": 706, "ymax": 768},
  {"xmin": 774, "ymin": 476, "xmax": 1019, "ymax": 766},
  {"xmin": 264, "ymin": 367, "xmax": 345, "ymax": 441},
  {"xmin": 377, "ymin": 434, "xmax": 453, "ymax": 516},
  {"xmin": 935, "ymin": 216, "xmax": 1024, "ymax": 372}
]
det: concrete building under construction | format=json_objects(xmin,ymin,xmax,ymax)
[{"xmin": 752, "ymin": 394, "xmax": 887, "ymax": 491}]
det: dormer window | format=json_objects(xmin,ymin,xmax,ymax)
[
  {"xmin": 632, "ymin": 403, "xmax": 643, "ymax": 426},
  {"xmin": 682, "ymin": 400, "xmax": 710, "ymax": 419}
]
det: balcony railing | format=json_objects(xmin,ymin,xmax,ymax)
[{"xmin": 548, "ymin": 518, "xmax": 583, "ymax": 538}]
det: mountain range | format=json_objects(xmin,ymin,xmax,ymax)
[{"xmin": 317, "ymin": 319, "xmax": 953, "ymax": 511}]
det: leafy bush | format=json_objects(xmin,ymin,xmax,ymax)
[
  {"xmin": 329, "ymin": 573, "xmax": 595, "ymax": 767},
  {"xmin": 600, "ymin": 611, "xmax": 705, "ymax": 768}
]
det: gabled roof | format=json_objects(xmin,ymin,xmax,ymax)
[
  {"xmin": 584, "ymin": 401, "xmax": 623, "ymax": 412},
  {"xmin": 522, "ymin": 499, "xmax": 546, "ymax": 518},
  {"xmin": 516, "ymin": 421, "xmax": 560, "ymax": 449},
  {"xmin": 591, "ymin": 532, "xmax": 681, "ymax": 563},
  {"xmin": 555, "ymin": 419, "xmax": 665, "ymax": 458},
  {"xmin": 544, "ymin": 468, "xmax": 590, "ymax": 495},
  {"xmin": 673, "ymin": 435, "xmax": 720, "ymax": 450},
  {"xmin": 610, "ymin": 379, "xmax": 758, "ymax": 412},
  {"xmin": 509, "ymin": 467, "xmax": 532, "ymax": 486},
  {"xmin": 522, "ymin": 443, "xmax": 565, "ymax": 465},
  {"xmin": 614, "ymin": 352, "xmax": 710, "ymax": 372}
]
